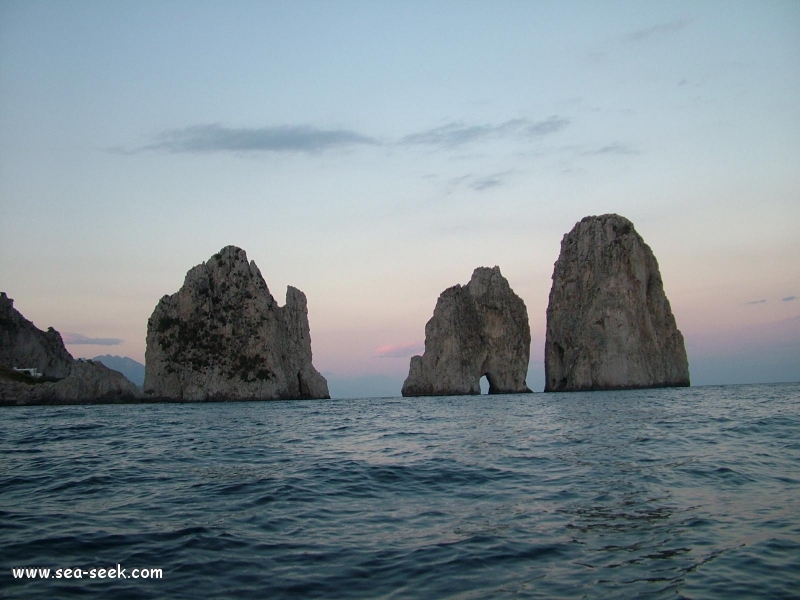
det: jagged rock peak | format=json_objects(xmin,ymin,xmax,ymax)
[
  {"xmin": 144, "ymin": 246, "xmax": 329, "ymax": 401},
  {"xmin": 401, "ymin": 266, "xmax": 532, "ymax": 397},
  {"xmin": 544, "ymin": 214, "xmax": 690, "ymax": 392}
]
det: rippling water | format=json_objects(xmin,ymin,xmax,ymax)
[{"xmin": 2, "ymin": 383, "xmax": 799, "ymax": 599}]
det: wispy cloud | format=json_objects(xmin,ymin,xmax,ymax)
[
  {"xmin": 437, "ymin": 170, "xmax": 519, "ymax": 193},
  {"xmin": 524, "ymin": 117, "xmax": 571, "ymax": 136},
  {"xmin": 401, "ymin": 123, "xmax": 496, "ymax": 147},
  {"xmin": 744, "ymin": 299, "xmax": 767, "ymax": 305},
  {"xmin": 135, "ymin": 124, "xmax": 379, "ymax": 154},
  {"xmin": 373, "ymin": 342, "xmax": 424, "ymax": 358},
  {"xmin": 118, "ymin": 116, "xmax": 571, "ymax": 157},
  {"xmin": 400, "ymin": 116, "xmax": 570, "ymax": 148},
  {"xmin": 782, "ymin": 296, "xmax": 797, "ymax": 302},
  {"xmin": 581, "ymin": 142, "xmax": 638, "ymax": 156},
  {"xmin": 63, "ymin": 332, "xmax": 124, "ymax": 346},
  {"xmin": 470, "ymin": 170, "xmax": 516, "ymax": 191},
  {"xmin": 471, "ymin": 175, "xmax": 504, "ymax": 191},
  {"xmin": 623, "ymin": 18, "xmax": 691, "ymax": 43}
]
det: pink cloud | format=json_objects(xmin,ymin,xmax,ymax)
[{"xmin": 372, "ymin": 342, "xmax": 424, "ymax": 358}]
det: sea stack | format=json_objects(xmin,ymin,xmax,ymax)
[
  {"xmin": 402, "ymin": 266, "xmax": 532, "ymax": 397},
  {"xmin": 144, "ymin": 246, "xmax": 329, "ymax": 401},
  {"xmin": 544, "ymin": 214, "xmax": 690, "ymax": 392}
]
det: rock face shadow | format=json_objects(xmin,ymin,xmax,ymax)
[{"xmin": 402, "ymin": 266, "xmax": 532, "ymax": 397}]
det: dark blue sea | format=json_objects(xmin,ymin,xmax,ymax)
[{"xmin": 2, "ymin": 383, "xmax": 799, "ymax": 599}]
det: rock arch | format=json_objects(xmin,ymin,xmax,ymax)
[{"xmin": 401, "ymin": 267, "xmax": 532, "ymax": 397}]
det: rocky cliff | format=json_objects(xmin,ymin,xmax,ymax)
[
  {"xmin": 544, "ymin": 214, "xmax": 690, "ymax": 392},
  {"xmin": 1, "ymin": 360, "xmax": 141, "ymax": 404},
  {"xmin": 0, "ymin": 292, "xmax": 141, "ymax": 404},
  {"xmin": 144, "ymin": 246, "xmax": 329, "ymax": 401},
  {"xmin": 0, "ymin": 292, "xmax": 73, "ymax": 378},
  {"xmin": 402, "ymin": 266, "xmax": 532, "ymax": 396}
]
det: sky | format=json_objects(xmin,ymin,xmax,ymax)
[{"xmin": 1, "ymin": 0, "xmax": 798, "ymax": 397}]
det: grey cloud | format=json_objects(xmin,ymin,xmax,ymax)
[
  {"xmin": 581, "ymin": 142, "xmax": 638, "ymax": 156},
  {"xmin": 448, "ymin": 174, "xmax": 472, "ymax": 187},
  {"xmin": 470, "ymin": 170, "xmax": 515, "ymax": 191},
  {"xmin": 782, "ymin": 296, "xmax": 797, "ymax": 302},
  {"xmin": 63, "ymin": 332, "xmax": 124, "ymax": 346},
  {"xmin": 524, "ymin": 116, "xmax": 570, "ymax": 136},
  {"xmin": 443, "ymin": 170, "xmax": 517, "ymax": 192},
  {"xmin": 402, "ymin": 123, "xmax": 495, "ymax": 147},
  {"xmin": 141, "ymin": 124, "xmax": 379, "ymax": 154},
  {"xmin": 744, "ymin": 299, "xmax": 767, "ymax": 305},
  {"xmin": 400, "ymin": 116, "xmax": 569, "ymax": 148},
  {"xmin": 121, "ymin": 117, "xmax": 570, "ymax": 157},
  {"xmin": 624, "ymin": 18, "xmax": 691, "ymax": 43},
  {"xmin": 471, "ymin": 176, "xmax": 504, "ymax": 191}
]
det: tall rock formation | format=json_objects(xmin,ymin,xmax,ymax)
[
  {"xmin": 144, "ymin": 246, "xmax": 329, "ymax": 401},
  {"xmin": 402, "ymin": 267, "xmax": 532, "ymax": 397},
  {"xmin": 544, "ymin": 214, "xmax": 690, "ymax": 392}
]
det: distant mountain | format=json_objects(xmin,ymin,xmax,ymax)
[{"xmin": 91, "ymin": 355, "xmax": 145, "ymax": 387}]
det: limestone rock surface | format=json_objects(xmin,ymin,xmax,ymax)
[
  {"xmin": 0, "ymin": 292, "xmax": 73, "ymax": 378},
  {"xmin": 402, "ymin": 267, "xmax": 532, "ymax": 397},
  {"xmin": 544, "ymin": 214, "xmax": 690, "ymax": 392},
  {"xmin": 144, "ymin": 246, "xmax": 329, "ymax": 401}
]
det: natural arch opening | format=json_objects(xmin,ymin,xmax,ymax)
[{"xmin": 480, "ymin": 375, "xmax": 489, "ymax": 394}]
